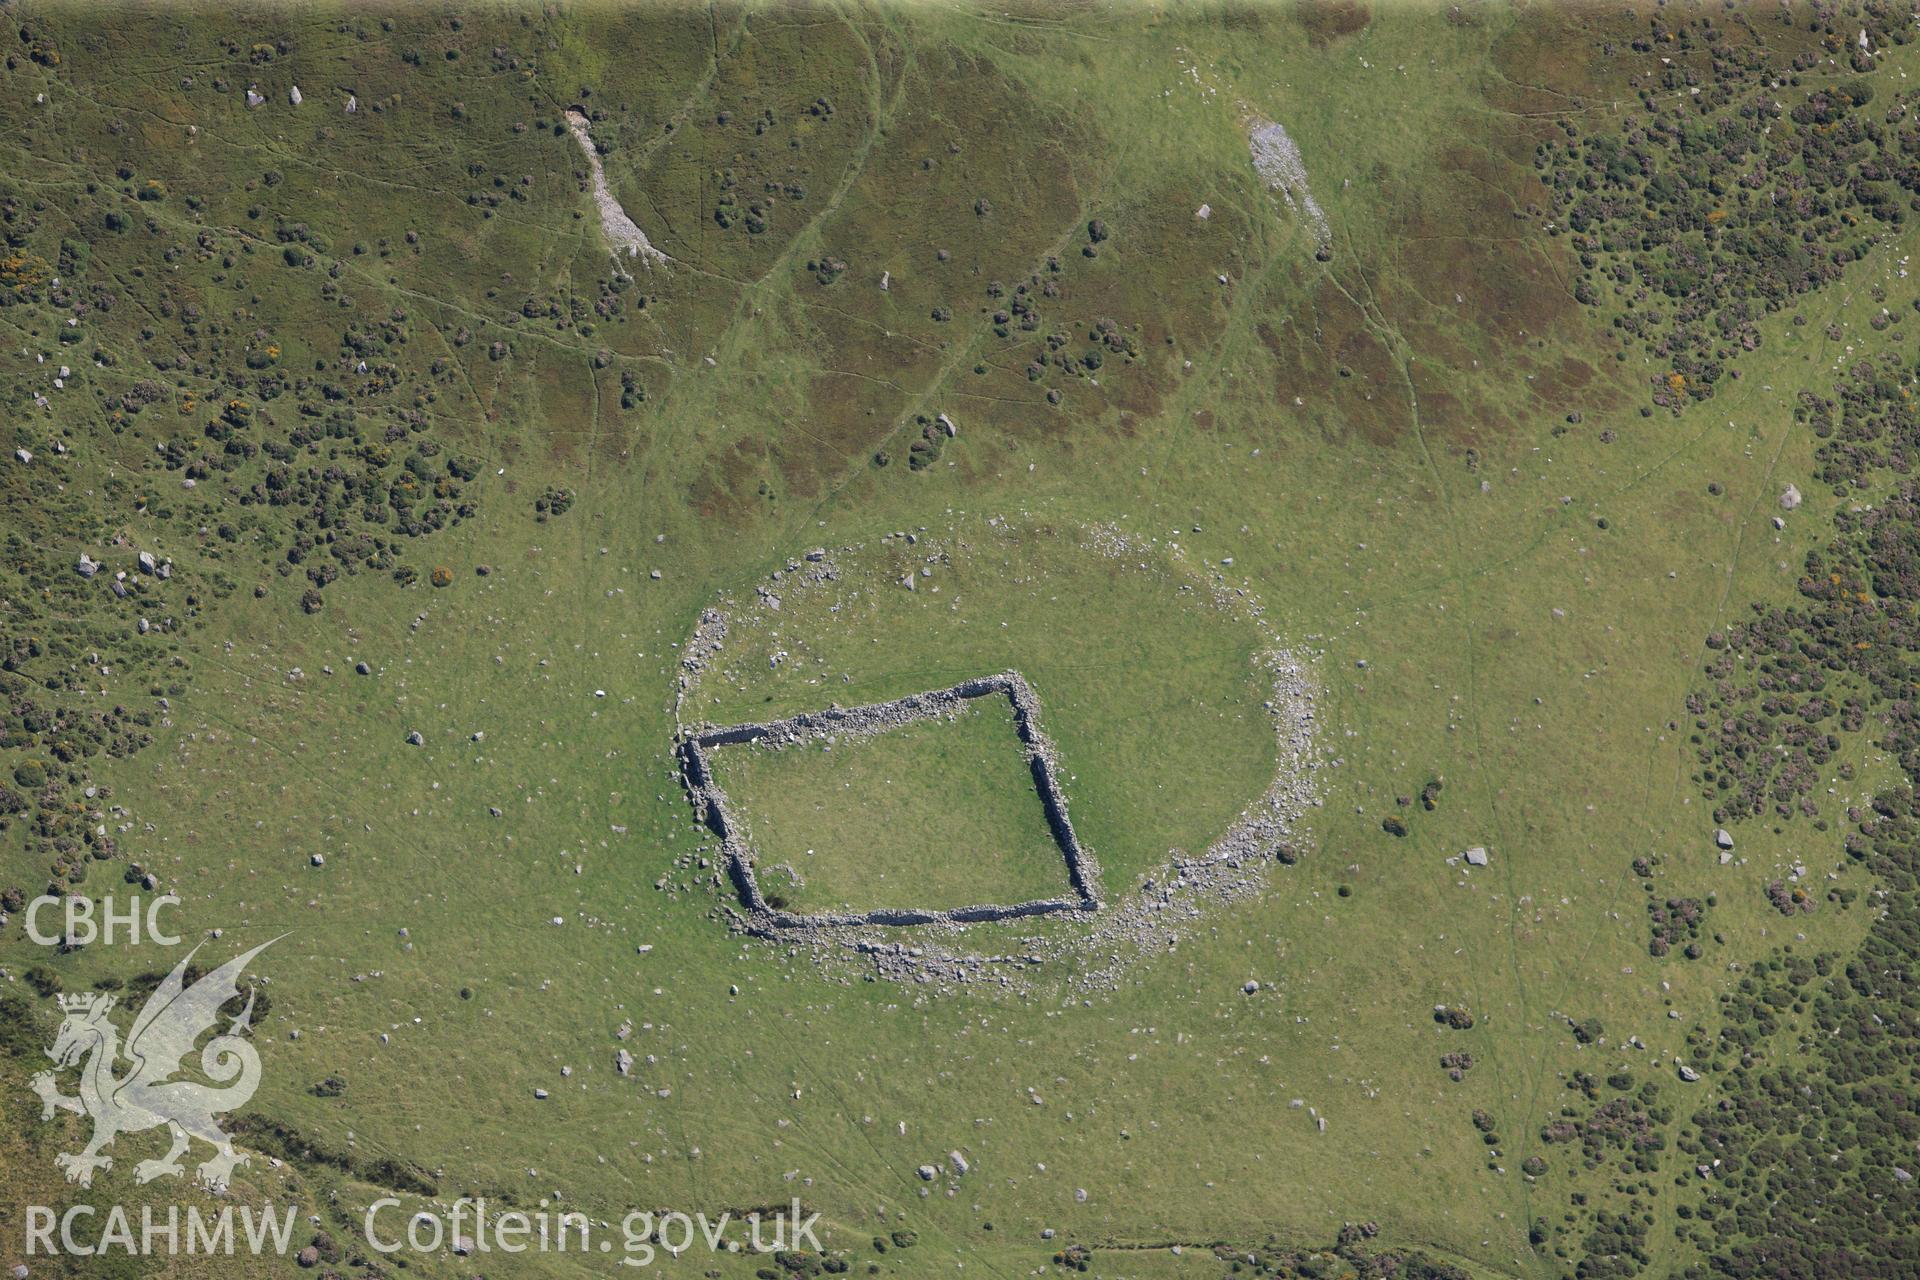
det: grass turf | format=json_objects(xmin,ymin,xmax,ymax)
[{"xmin": 710, "ymin": 694, "xmax": 1072, "ymax": 913}]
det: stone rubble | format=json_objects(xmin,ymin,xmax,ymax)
[
  {"xmin": 1249, "ymin": 119, "xmax": 1331, "ymax": 250},
  {"xmin": 564, "ymin": 108, "xmax": 671, "ymax": 267}
]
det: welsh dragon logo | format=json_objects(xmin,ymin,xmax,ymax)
[{"xmin": 28, "ymin": 937, "xmax": 279, "ymax": 1190}]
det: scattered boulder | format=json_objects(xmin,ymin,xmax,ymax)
[
  {"xmin": 1714, "ymin": 829, "xmax": 1734, "ymax": 850},
  {"xmin": 406, "ymin": 730, "xmax": 425, "ymax": 746},
  {"xmin": 1779, "ymin": 484, "xmax": 1802, "ymax": 510},
  {"xmin": 917, "ymin": 1164, "xmax": 937, "ymax": 1182},
  {"xmin": 1463, "ymin": 846, "xmax": 1489, "ymax": 867},
  {"xmin": 1677, "ymin": 1063, "xmax": 1701, "ymax": 1083},
  {"xmin": 948, "ymin": 1150, "xmax": 969, "ymax": 1176}
]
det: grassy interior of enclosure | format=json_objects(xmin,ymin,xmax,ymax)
[
  {"xmin": 687, "ymin": 524, "xmax": 1278, "ymax": 897},
  {"xmin": 710, "ymin": 696, "xmax": 1071, "ymax": 913}
]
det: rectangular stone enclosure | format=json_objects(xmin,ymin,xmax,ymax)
[{"xmin": 677, "ymin": 672, "xmax": 1101, "ymax": 928}]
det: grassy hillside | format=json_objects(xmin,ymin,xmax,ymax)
[{"xmin": 2, "ymin": 4, "xmax": 1918, "ymax": 1280}]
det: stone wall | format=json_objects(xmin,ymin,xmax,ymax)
[{"xmin": 675, "ymin": 671, "xmax": 1101, "ymax": 930}]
